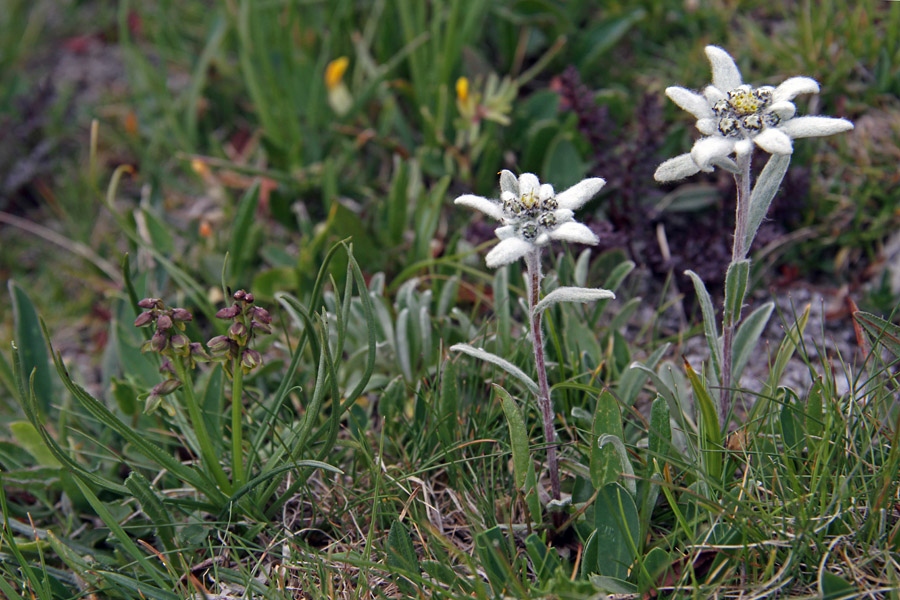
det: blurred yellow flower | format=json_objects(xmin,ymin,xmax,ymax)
[
  {"xmin": 456, "ymin": 76, "xmax": 469, "ymax": 103},
  {"xmin": 325, "ymin": 57, "xmax": 349, "ymax": 91}
]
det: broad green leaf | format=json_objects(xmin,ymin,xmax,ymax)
[
  {"xmin": 723, "ymin": 259, "xmax": 749, "ymax": 328},
  {"xmin": 596, "ymin": 434, "xmax": 636, "ymax": 496},
  {"xmin": 9, "ymin": 421, "xmax": 60, "ymax": 468},
  {"xmin": 495, "ymin": 385, "xmax": 529, "ymax": 490},
  {"xmin": 593, "ymin": 483, "xmax": 640, "ymax": 580},
  {"xmin": 685, "ymin": 270, "xmax": 722, "ymax": 382},
  {"xmin": 525, "ymin": 533, "xmax": 560, "ymax": 582},
  {"xmin": 590, "ymin": 390, "xmax": 622, "ymax": 489},
  {"xmin": 819, "ymin": 570, "xmax": 857, "ymax": 600},
  {"xmin": 648, "ymin": 395, "xmax": 671, "ymax": 461},
  {"xmin": 9, "ymin": 281, "xmax": 54, "ymax": 415},
  {"xmin": 542, "ymin": 134, "xmax": 586, "ymax": 190}
]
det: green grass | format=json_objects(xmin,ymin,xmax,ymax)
[{"xmin": 1, "ymin": 0, "xmax": 899, "ymax": 598}]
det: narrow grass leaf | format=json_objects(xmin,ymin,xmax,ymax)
[
  {"xmin": 124, "ymin": 471, "xmax": 176, "ymax": 553},
  {"xmin": 450, "ymin": 343, "xmax": 540, "ymax": 398},
  {"xmin": 684, "ymin": 357, "xmax": 723, "ymax": 481},
  {"xmin": 69, "ymin": 476, "xmax": 172, "ymax": 591},
  {"xmin": 758, "ymin": 304, "xmax": 811, "ymax": 412},
  {"xmin": 495, "ymin": 385, "xmax": 529, "ymax": 490}
]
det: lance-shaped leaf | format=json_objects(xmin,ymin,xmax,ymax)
[
  {"xmin": 685, "ymin": 270, "xmax": 722, "ymax": 382},
  {"xmin": 495, "ymin": 385, "xmax": 530, "ymax": 490},
  {"xmin": 532, "ymin": 286, "xmax": 615, "ymax": 317},
  {"xmin": 723, "ymin": 260, "xmax": 749, "ymax": 328},
  {"xmin": 450, "ymin": 343, "xmax": 540, "ymax": 398},
  {"xmin": 854, "ymin": 311, "xmax": 900, "ymax": 359},
  {"xmin": 745, "ymin": 153, "xmax": 791, "ymax": 250}
]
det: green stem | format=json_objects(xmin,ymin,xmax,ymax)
[
  {"xmin": 174, "ymin": 359, "xmax": 231, "ymax": 493},
  {"xmin": 231, "ymin": 357, "xmax": 245, "ymax": 488}
]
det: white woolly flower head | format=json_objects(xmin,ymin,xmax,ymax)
[
  {"xmin": 655, "ymin": 45, "xmax": 854, "ymax": 182},
  {"xmin": 455, "ymin": 171, "xmax": 604, "ymax": 267}
]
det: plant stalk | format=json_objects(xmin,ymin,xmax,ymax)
[
  {"xmin": 525, "ymin": 250, "xmax": 560, "ymax": 502},
  {"xmin": 721, "ymin": 151, "xmax": 753, "ymax": 427},
  {"xmin": 231, "ymin": 358, "xmax": 245, "ymax": 488},
  {"xmin": 174, "ymin": 359, "xmax": 231, "ymax": 492}
]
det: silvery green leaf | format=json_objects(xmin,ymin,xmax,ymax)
[
  {"xmin": 437, "ymin": 275, "xmax": 459, "ymax": 318},
  {"xmin": 574, "ymin": 249, "xmax": 592, "ymax": 287},
  {"xmin": 745, "ymin": 153, "xmax": 791, "ymax": 250},
  {"xmin": 494, "ymin": 266, "xmax": 511, "ymax": 355},
  {"xmin": 685, "ymin": 270, "xmax": 722, "ymax": 382},
  {"xmin": 597, "ymin": 434, "xmax": 637, "ymax": 496},
  {"xmin": 368, "ymin": 272, "xmax": 385, "ymax": 296},
  {"xmin": 532, "ymin": 287, "xmax": 615, "ymax": 316},
  {"xmin": 617, "ymin": 342, "xmax": 670, "ymax": 406},
  {"xmin": 396, "ymin": 307, "xmax": 412, "ymax": 381},
  {"xmin": 418, "ymin": 305, "xmax": 432, "ymax": 364},
  {"xmin": 450, "ymin": 343, "xmax": 540, "ymax": 398},
  {"xmin": 733, "ymin": 301, "xmax": 774, "ymax": 381},
  {"xmin": 710, "ymin": 155, "xmax": 739, "ymax": 173}
]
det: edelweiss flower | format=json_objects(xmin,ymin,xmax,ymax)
[
  {"xmin": 655, "ymin": 45, "xmax": 854, "ymax": 181},
  {"xmin": 455, "ymin": 171, "xmax": 603, "ymax": 267}
]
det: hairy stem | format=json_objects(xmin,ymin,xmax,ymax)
[
  {"xmin": 721, "ymin": 151, "xmax": 753, "ymax": 427},
  {"xmin": 525, "ymin": 250, "xmax": 560, "ymax": 502}
]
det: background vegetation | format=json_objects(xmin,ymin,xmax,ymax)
[{"xmin": 1, "ymin": 0, "xmax": 898, "ymax": 598}]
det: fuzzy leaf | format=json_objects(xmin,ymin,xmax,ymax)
[
  {"xmin": 534, "ymin": 286, "xmax": 615, "ymax": 317},
  {"xmin": 450, "ymin": 344, "xmax": 540, "ymax": 397},
  {"xmin": 745, "ymin": 153, "xmax": 791, "ymax": 250},
  {"xmin": 685, "ymin": 270, "xmax": 722, "ymax": 382}
]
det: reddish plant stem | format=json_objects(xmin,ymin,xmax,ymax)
[{"xmin": 525, "ymin": 250, "xmax": 561, "ymax": 502}]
